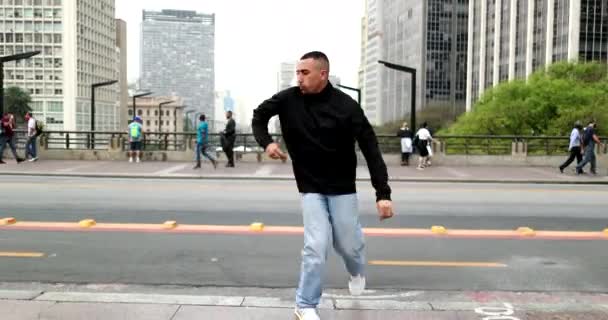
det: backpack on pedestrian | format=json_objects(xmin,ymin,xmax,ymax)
[
  {"xmin": 129, "ymin": 123, "xmax": 142, "ymax": 140},
  {"xmin": 35, "ymin": 120, "xmax": 45, "ymax": 137}
]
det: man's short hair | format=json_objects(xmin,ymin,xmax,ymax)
[
  {"xmin": 199, "ymin": 114, "xmax": 206, "ymax": 121},
  {"xmin": 300, "ymin": 51, "xmax": 330, "ymax": 71}
]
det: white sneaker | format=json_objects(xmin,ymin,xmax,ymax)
[
  {"xmin": 136, "ymin": 158, "xmax": 140, "ymax": 163},
  {"xmin": 348, "ymin": 274, "xmax": 366, "ymax": 296},
  {"xmin": 294, "ymin": 307, "xmax": 320, "ymax": 320},
  {"xmin": 129, "ymin": 157, "xmax": 133, "ymax": 163}
]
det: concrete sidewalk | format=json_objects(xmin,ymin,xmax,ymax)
[
  {"xmin": 0, "ymin": 159, "xmax": 607, "ymax": 184},
  {"xmin": 1, "ymin": 284, "xmax": 607, "ymax": 319}
]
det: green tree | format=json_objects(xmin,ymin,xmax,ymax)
[
  {"xmin": 442, "ymin": 62, "xmax": 608, "ymax": 136},
  {"xmin": 3, "ymin": 86, "xmax": 32, "ymax": 117}
]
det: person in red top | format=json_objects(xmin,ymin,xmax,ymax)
[{"xmin": 0, "ymin": 113, "xmax": 25, "ymax": 164}]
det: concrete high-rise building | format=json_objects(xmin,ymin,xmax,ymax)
[
  {"xmin": 362, "ymin": 0, "xmax": 382, "ymax": 126},
  {"xmin": 115, "ymin": 19, "xmax": 128, "ymax": 128},
  {"xmin": 140, "ymin": 9, "xmax": 215, "ymax": 121},
  {"xmin": 363, "ymin": 0, "xmax": 469, "ymax": 126},
  {"xmin": 1, "ymin": 0, "xmax": 120, "ymax": 131},
  {"xmin": 358, "ymin": 2, "xmax": 368, "ymax": 110},
  {"xmin": 467, "ymin": 0, "xmax": 608, "ymax": 110},
  {"xmin": 277, "ymin": 61, "xmax": 296, "ymax": 91}
]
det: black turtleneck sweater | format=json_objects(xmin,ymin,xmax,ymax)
[{"xmin": 252, "ymin": 83, "xmax": 391, "ymax": 201}]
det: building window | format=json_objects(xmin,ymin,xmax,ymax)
[
  {"xmin": 128, "ymin": 110, "xmax": 133, "ymax": 116},
  {"xmin": 137, "ymin": 109, "xmax": 143, "ymax": 116}
]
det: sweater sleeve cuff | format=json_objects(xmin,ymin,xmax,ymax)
[
  {"xmin": 259, "ymin": 138, "xmax": 274, "ymax": 151},
  {"xmin": 376, "ymin": 192, "xmax": 391, "ymax": 202}
]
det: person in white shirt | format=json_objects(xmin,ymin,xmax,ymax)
[
  {"xmin": 415, "ymin": 122, "xmax": 432, "ymax": 170},
  {"xmin": 24, "ymin": 112, "xmax": 38, "ymax": 162},
  {"xmin": 559, "ymin": 121, "xmax": 583, "ymax": 173}
]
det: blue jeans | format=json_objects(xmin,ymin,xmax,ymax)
[
  {"xmin": 0, "ymin": 135, "xmax": 19, "ymax": 160},
  {"xmin": 576, "ymin": 144, "xmax": 596, "ymax": 173},
  {"xmin": 296, "ymin": 193, "xmax": 365, "ymax": 308},
  {"xmin": 25, "ymin": 136, "xmax": 37, "ymax": 159},
  {"xmin": 196, "ymin": 143, "xmax": 215, "ymax": 162}
]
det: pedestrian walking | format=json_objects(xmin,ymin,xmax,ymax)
[
  {"xmin": 252, "ymin": 51, "xmax": 394, "ymax": 320},
  {"xmin": 193, "ymin": 114, "xmax": 217, "ymax": 170},
  {"xmin": 576, "ymin": 120, "xmax": 603, "ymax": 175},
  {"xmin": 220, "ymin": 111, "xmax": 236, "ymax": 167},
  {"xmin": 24, "ymin": 112, "xmax": 38, "ymax": 162},
  {"xmin": 128, "ymin": 116, "xmax": 143, "ymax": 163},
  {"xmin": 414, "ymin": 122, "xmax": 432, "ymax": 170},
  {"xmin": 396, "ymin": 122, "xmax": 413, "ymax": 166},
  {"xmin": 0, "ymin": 112, "xmax": 25, "ymax": 164},
  {"xmin": 559, "ymin": 121, "xmax": 583, "ymax": 173}
]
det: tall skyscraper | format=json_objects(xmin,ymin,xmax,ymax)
[
  {"xmin": 140, "ymin": 9, "xmax": 215, "ymax": 121},
  {"xmin": 362, "ymin": 0, "xmax": 469, "ymax": 126},
  {"xmin": 277, "ymin": 61, "xmax": 296, "ymax": 91},
  {"xmin": 116, "ymin": 18, "xmax": 128, "ymax": 128},
  {"xmin": 467, "ymin": 0, "xmax": 608, "ymax": 110},
  {"xmin": 1, "ymin": 0, "xmax": 120, "ymax": 131},
  {"xmin": 362, "ymin": 0, "xmax": 382, "ymax": 125}
]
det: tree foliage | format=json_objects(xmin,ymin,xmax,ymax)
[
  {"xmin": 442, "ymin": 62, "xmax": 608, "ymax": 136},
  {"xmin": 3, "ymin": 86, "xmax": 32, "ymax": 117}
]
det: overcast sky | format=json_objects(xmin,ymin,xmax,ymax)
[{"xmin": 116, "ymin": 0, "xmax": 365, "ymax": 106}]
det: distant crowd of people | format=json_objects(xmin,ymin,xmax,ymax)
[{"xmin": 126, "ymin": 110, "xmax": 237, "ymax": 169}]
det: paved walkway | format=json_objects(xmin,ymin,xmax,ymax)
[
  {"xmin": 1, "ymin": 284, "xmax": 607, "ymax": 319},
  {"xmin": 0, "ymin": 160, "xmax": 606, "ymax": 184}
]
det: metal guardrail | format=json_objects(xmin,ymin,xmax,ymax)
[{"xmin": 7, "ymin": 130, "xmax": 607, "ymax": 156}]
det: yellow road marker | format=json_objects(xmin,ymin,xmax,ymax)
[
  {"xmin": 2, "ymin": 221, "xmax": 607, "ymax": 240},
  {"xmin": 163, "ymin": 221, "xmax": 178, "ymax": 230},
  {"xmin": 0, "ymin": 217, "xmax": 17, "ymax": 226},
  {"xmin": 431, "ymin": 226, "xmax": 447, "ymax": 235},
  {"xmin": 250, "ymin": 222, "xmax": 265, "ymax": 232},
  {"xmin": 369, "ymin": 260, "xmax": 507, "ymax": 268},
  {"xmin": 0, "ymin": 252, "xmax": 45, "ymax": 258},
  {"xmin": 516, "ymin": 227, "xmax": 536, "ymax": 237},
  {"xmin": 78, "ymin": 219, "xmax": 96, "ymax": 228}
]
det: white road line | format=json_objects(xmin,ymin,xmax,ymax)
[
  {"xmin": 254, "ymin": 165, "xmax": 274, "ymax": 176},
  {"xmin": 154, "ymin": 164, "xmax": 189, "ymax": 176},
  {"xmin": 56, "ymin": 164, "xmax": 98, "ymax": 173},
  {"xmin": 442, "ymin": 167, "xmax": 471, "ymax": 178}
]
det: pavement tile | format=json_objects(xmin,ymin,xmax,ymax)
[
  {"xmin": 0, "ymin": 290, "xmax": 42, "ymax": 300},
  {"xmin": 0, "ymin": 300, "xmax": 55, "ymax": 320},
  {"xmin": 335, "ymin": 299, "xmax": 432, "ymax": 311},
  {"xmin": 36, "ymin": 292, "xmax": 244, "ymax": 306},
  {"xmin": 242, "ymin": 297, "xmax": 334, "ymax": 310},
  {"xmin": 41, "ymin": 302, "xmax": 178, "ymax": 320},
  {"xmin": 174, "ymin": 306, "xmax": 479, "ymax": 320},
  {"xmin": 525, "ymin": 311, "xmax": 608, "ymax": 320}
]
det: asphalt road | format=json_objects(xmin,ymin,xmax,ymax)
[{"xmin": 1, "ymin": 176, "xmax": 607, "ymax": 292}]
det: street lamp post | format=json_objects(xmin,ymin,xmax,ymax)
[
  {"xmin": 90, "ymin": 80, "xmax": 118, "ymax": 149},
  {"xmin": 158, "ymin": 100, "xmax": 175, "ymax": 133},
  {"xmin": 131, "ymin": 91, "xmax": 153, "ymax": 120},
  {"xmin": 378, "ymin": 60, "xmax": 417, "ymax": 131},
  {"xmin": 0, "ymin": 51, "xmax": 41, "ymax": 115},
  {"xmin": 337, "ymin": 84, "xmax": 361, "ymax": 106}
]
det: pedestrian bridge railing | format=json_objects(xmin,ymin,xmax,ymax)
[{"xmin": 9, "ymin": 130, "xmax": 607, "ymax": 157}]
